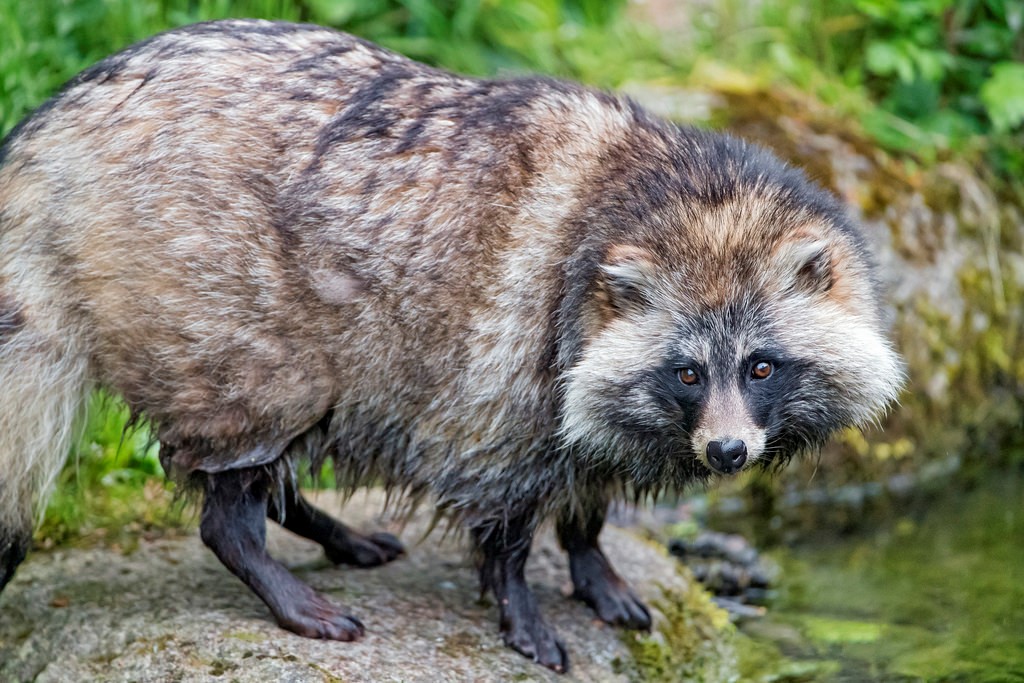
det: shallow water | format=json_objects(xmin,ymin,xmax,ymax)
[{"xmin": 737, "ymin": 468, "xmax": 1024, "ymax": 682}]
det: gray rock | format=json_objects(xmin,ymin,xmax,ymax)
[{"xmin": 0, "ymin": 491, "xmax": 731, "ymax": 682}]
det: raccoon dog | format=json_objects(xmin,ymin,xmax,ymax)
[{"xmin": 0, "ymin": 19, "xmax": 903, "ymax": 671}]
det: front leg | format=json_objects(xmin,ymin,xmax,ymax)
[
  {"xmin": 557, "ymin": 499, "xmax": 652, "ymax": 630},
  {"xmin": 474, "ymin": 517, "xmax": 569, "ymax": 673},
  {"xmin": 200, "ymin": 468, "xmax": 364, "ymax": 641}
]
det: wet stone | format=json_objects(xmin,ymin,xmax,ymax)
[{"xmin": 668, "ymin": 531, "xmax": 778, "ymax": 620}]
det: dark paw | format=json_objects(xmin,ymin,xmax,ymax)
[
  {"xmin": 574, "ymin": 580, "xmax": 652, "ymax": 630},
  {"xmin": 568, "ymin": 547, "xmax": 652, "ymax": 630},
  {"xmin": 324, "ymin": 530, "xmax": 404, "ymax": 567},
  {"xmin": 275, "ymin": 590, "xmax": 365, "ymax": 641},
  {"xmin": 503, "ymin": 619, "xmax": 570, "ymax": 674}
]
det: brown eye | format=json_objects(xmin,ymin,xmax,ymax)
[
  {"xmin": 678, "ymin": 367, "xmax": 700, "ymax": 385},
  {"xmin": 751, "ymin": 361, "xmax": 774, "ymax": 380}
]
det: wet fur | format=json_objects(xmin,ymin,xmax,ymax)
[{"xmin": 0, "ymin": 20, "xmax": 903, "ymax": 671}]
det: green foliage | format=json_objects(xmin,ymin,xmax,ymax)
[
  {"xmin": 980, "ymin": 61, "xmax": 1024, "ymax": 132},
  {"xmin": 0, "ymin": 0, "xmax": 304, "ymax": 135},
  {"xmin": 325, "ymin": 0, "xmax": 643, "ymax": 81},
  {"xmin": 37, "ymin": 393, "xmax": 189, "ymax": 548},
  {"xmin": 688, "ymin": 0, "xmax": 1024, "ymax": 175},
  {"xmin": 854, "ymin": 0, "xmax": 1023, "ymax": 139}
]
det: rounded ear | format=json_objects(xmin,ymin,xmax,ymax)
[
  {"xmin": 599, "ymin": 244, "xmax": 657, "ymax": 311},
  {"xmin": 776, "ymin": 238, "xmax": 833, "ymax": 295}
]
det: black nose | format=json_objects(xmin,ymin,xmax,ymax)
[{"xmin": 705, "ymin": 439, "xmax": 748, "ymax": 474}]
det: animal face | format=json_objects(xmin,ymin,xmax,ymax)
[{"xmin": 558, "ymin": 185, "xmax": 904, "ymax": 488}]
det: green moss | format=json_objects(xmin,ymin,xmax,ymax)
[
  {"xmin": 129, "ymin": 633, "xmax": 179, "ymax": 654},
  {"xmin": 619, "ymin": 580, "xmax": 736, "ymax": 683},
  {"xmin": 618, "ymin": 576, "xmax": 840, "ymax": 683},
  {"xmin": 88, "ymin": 649, "xmax": 122, "ymax": 666},
  {"xmin": 207, "ymin": 659, "xmax": 238, "ymax": 676},
  {"xmin": 306, "ymin": 664, "xmax": 343, "ymax": 683}
]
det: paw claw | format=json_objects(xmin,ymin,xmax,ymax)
[
  {"xmin": 276, "ymin": 590, "xmax": 365, "ymax": 641},
  {"xmin": 504, "ymin": 625, "xmax": 570, "ymax": 673}
]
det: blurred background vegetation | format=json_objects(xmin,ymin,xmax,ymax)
[
  {"xmin": 3, "ymin": 0, "xmax": 1022, "ymax": 168},
  {"xmin": 1, "ymin": 0, "xmax": 1021, "ymax": 544}
]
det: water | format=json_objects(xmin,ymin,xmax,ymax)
[{"xmin": 735, "ymin": 468, "xmax": 1024, "ymax": 682}]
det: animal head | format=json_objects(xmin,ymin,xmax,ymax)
[{"xmin": 556, "ymin": 128, "xmax": 904, "ymax": 489}]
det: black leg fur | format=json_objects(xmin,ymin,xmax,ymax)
[
  {"xmin": 266, "ymin": 481, "xmax": 404, "ymax": 567},
  {"xmin": 0, "ymin": 525, "xmax": 30, "ymax": 592},
  {"xmin": 200, "ymin": 468, "xmax": 364, "ymax": 641},
  {"xmin": 557, "ymin": 501, "xmax": 652, "ymax": 630},
  {"xmin": 474, "ymin": 517, "xmax": 569, "ymax": 673}
]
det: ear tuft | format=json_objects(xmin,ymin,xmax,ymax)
[{"xmin": 600, "ymin": 244, "xmax": 657, "ymax": 311}]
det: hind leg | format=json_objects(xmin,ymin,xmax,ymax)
[
  {"xmin": 557, "ymin": 500, "xmax": 651, "ymax": 630},
  {"xmin": 267, "ymin": 481, "xmax": 404, "ymax": 567},
  {"xmin": 200, "ymin": 468, "xmax": 364, "ymax": 640}
]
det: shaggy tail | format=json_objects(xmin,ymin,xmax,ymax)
[{"xmin": 0, "ymin": 292, "xmax": 90, "ymax": 590}]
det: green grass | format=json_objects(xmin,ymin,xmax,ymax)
[{"xmin": 36, "ymin": 393, "xmax": 191, "ymax": 548}]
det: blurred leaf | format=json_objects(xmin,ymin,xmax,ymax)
[
  {"xmin": 885, "ymin": 77, "xmax": 941, "ymax": 119},
  {"xmin": 980, "ymin": 62, "xmax": 1024, "ymax": 133},
  {"xmin": 306, "ymin": 0, "xmax": 363, "ymax": 25},
  {"xmin": 865, "ymin": 40, "xmax": 908, "ymax": 78},
  {"xmin": 860, "ymin": 107, "xmax": 940, "ymax": 157}
]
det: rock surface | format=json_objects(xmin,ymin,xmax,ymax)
[{"xmin": 0, "ymin": 491, "xmax": 731, "ymax": 682}]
